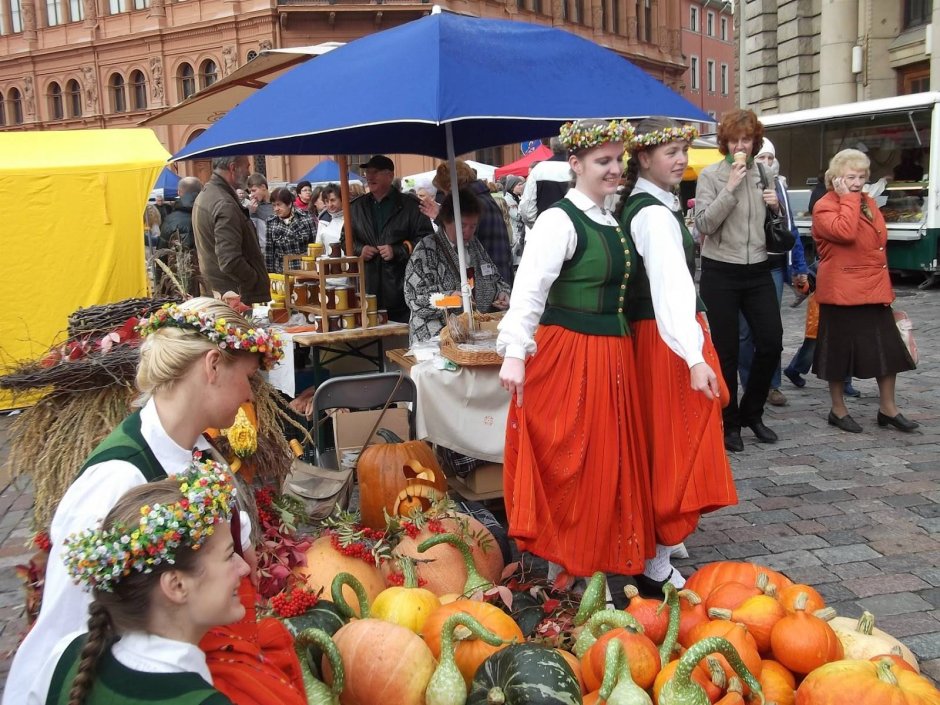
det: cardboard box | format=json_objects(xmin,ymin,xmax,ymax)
[
  {"xmin": 464, "ymin": 462, "xmax": 503, "ymax": 494},
  {"xmin": 332, "ymin": 407, "xmax": 411, "ymax": 464}
]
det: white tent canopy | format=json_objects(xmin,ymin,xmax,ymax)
[{"xmin": 400, "ymin": 159, "xmax": 496, "ymax": 194}]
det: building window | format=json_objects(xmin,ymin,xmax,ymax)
[
  {"xmin": 66, "ymin": 79, "xmax": 82, "ymax": 117},
  {"xmin": 0, "ymin": 94, "xmax": 4, "ymax": 125},
  {"xmin": 706, "ymin": 11, "xmax": 714, "ymax": 36},
  {"xmin": 707, "ymin": 60, "xmax": 715, "ymax": 92},
  {"xmin": 199, "ymin": 59, "xmax": 218, "ymax": 89},
  {"xmin": 109, "ymin": 0, "xmax": 127, "ymax": 13},
  {"xmin": 133, "ymin": 0, "xmax": 149, "ymax": 9},
  {"xmin": 690, "ymin": 5, "xmax": 698, "ymax": 31},
  {"xmin": 532, "ymin": 0, "xmax": 541, "ymax": 13},
  {"xmin": 246, "ymin": 50, "xmax": 258, "ymax": 62},
  {"xmin": 178, "ymin": 63, "xmax": 196, "ymax": 100},
  {"xmin": 69, "ymin": 0, "xmax": 84, "ymax": 20},
  {"xmin": 109, "ymin": 73, "xmax": 126, "ymax": 112},
  {"xmin": 643, "ymin": 0, "xmax": 651, "ymax": 42},
  {"xmin": 47, "ymin": 82, "xmax": 64, "ymax": 119},
  {"xmin": 903, "ymin": 0, "xmax": 932, "ymax": 29},
  {"xmin": 11, "ymin": 0, "xmax": 22, "ymax": 32},
  {"xmin": 720, "ymin": 15, "xmax": 728, "ymax": 41},
  {"xmin": 47, "ymin": 0, "xmax": 63, "ymax": 25},
  {"xmin": 720, "ymin": 63, "xmax": 729, "ymax": 95},
  {"xmin": 130, "ymin": 70, "xmax": 147, "ymax": 110},
  {"xmin": 898, "ymin": 62, "xmax": 931, "ymax": 94},
  {"xmin": 8, "ymin": 88, "xmax": 23, "ymax": 124},
  {"xmin": 574, "ymin": 0, "xmax": 584, "ymax": 23},
  {"xmin": 612, "ymin": 0, "xmax": 620, "ymax": 34},
  {"xmin": 690, "ymin": 56, "xmax": 699, "ymax": 90}
]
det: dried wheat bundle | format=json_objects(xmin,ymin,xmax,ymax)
[
  {"xmin": 67, "ymin": 297, "xmax": 179, "ymax": 338},
  {"xmin": 0, "ymin": 346, "xmax": 140, "ymax": 394}
]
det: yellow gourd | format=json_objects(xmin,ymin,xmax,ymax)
[{"xmin": 370, "ymin": 557, "xmax": 442, "ymax": 633}]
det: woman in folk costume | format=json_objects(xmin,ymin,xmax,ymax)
[
  {"xmin": 9, "ymin": 298, "xmax": 305, "ymax": 705},
  {"xmin": 617, "ymin": 118, "xmax": 738, "ymax": 592},
  {"xmin": 33, "ymin": 463, "xmax": 248, "ymax": 704},
  {"xmin": 497, "ymin": 119, "xmax": 655, "ymax": 584}
]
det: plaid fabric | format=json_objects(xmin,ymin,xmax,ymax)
[
  {"xmin": 469, "ymin": 180, "xmax": 514, "ymax": 284},
  {"xmin": 264, "ymin": 210, "xmax": 316, "ymax": 273}
]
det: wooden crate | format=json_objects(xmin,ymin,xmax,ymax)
[{"xmin": 283, "ymin": 253, "xmax": 370, "ymax": 333}]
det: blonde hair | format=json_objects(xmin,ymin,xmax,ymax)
[
  {"xmin": 825, "ymin": 149, "xmax": 870, "ymax": 189},
  {"xmin": 144, "ymin": 204, "xmax": 162, "ymax": 229},
  {"xmin": 135, "ymin": 297, "xmax": 253, "ymax": 401}
]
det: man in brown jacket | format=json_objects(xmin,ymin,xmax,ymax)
[{"xmin": 193, "ymin": 156, "xmax": 270, "ymax": 304}]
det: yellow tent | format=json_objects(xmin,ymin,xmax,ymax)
[
  {"xmin": 0, "ymin": 129, "xmax": 169, "ymax": 410},
  {"xmin": 683, "ymin": 147, "xmax": 723, "ymax": 180}
]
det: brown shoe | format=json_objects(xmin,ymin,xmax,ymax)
[{"xmin": 768, "ymin": 388, "xmax": 788, "ymax": 406}]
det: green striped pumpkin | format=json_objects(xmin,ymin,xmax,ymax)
[
  {"xmin": 284, "ymin": 601, "xmax": 347, "ymax": 678},
  {"xmin": 467, "ymin": 643, "xmax": 583, "ymax": 705}
]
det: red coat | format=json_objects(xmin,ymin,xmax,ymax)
[{"xmin": 811, "ymin": 190, "xmax": 894, "ymax": 306}]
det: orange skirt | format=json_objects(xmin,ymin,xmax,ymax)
[
  {"xmin": 632, "ymin": 315, "xmax": 737, "ymax": 546},
  {"xmin": 503, "ymin": 325, "xmax": 654, "ymax": 576}
]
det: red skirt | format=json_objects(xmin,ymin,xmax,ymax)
[
  {"xmin": 503, "ymin": 325, "xmax": 654, "ymax": 576},
  {"xmin": 632, "ymin": 315, "xmax": 737, "ymax": 546}
]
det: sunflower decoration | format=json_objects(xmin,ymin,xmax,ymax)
[{"xmin": 222, "ymin": 406, "xmax": 258, "ymax": 459}]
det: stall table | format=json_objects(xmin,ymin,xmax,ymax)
[{"xmin": 292, "ymin": 322, "xmax": 409, "ymax": 375}]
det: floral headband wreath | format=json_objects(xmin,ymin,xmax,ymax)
[
  {"xmin": 559, "ymin": 119, "xmax": 636, "ymax": 153},
  {"xmin": 138, "ymin": 303, "xmax": 285, "ymax": 370},
  {"xmin": 629, "ymin": 124, "xmax": 700, "ymax": 152},
  {"xmin": 63, "ymin": 458, "xmax": 236, "ymax": 592}
]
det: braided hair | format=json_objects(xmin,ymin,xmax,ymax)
[{"xmin": 615, "ymin": 117, "xmax": 686, "ymax": 222}]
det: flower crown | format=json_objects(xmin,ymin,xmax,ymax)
[
  {"xmin": 559, "ymin": 119, "xmax": 635, "ymax": 152},
  {"xmin": 138, "ymin": 303, "xmax": 284, "ymax": 370},
  {"xmin": 630, "ymin": 124, "xmax": 700, "ymax": 151},
  {"xmin": 63, "ymin": 457, "xmax": 237, "ymax": 592}
]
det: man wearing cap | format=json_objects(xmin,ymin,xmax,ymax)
[{"xmin": 345, "ymin": 155, "xmax": 434, "ymax": 322}]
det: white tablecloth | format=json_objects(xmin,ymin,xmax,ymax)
[
  {"xmin": 411, "ymin": 360, "xmax": 509, "ymax": 463},
  {"xmin": 263, "ymin": 330, "xmax": 295, "ymax": 397}
]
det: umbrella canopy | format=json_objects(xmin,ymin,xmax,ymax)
[
  {"xmin": 152, "ymin": 166, "xmax": 181, "ymax": 199},
  {"xmin": 683, "ymin": 147, "xmax": 723, "ymax": 181},
  {"xmin": 173, "ymin": 12, "xmax": 710, "ymax": 162},
  {"xmin": 495, "ymin": 144, "xmax": 554, "ymax": 179},
  {"xmin": 299, "ymin": 159, "xmax": 362, "ymax": 185}
]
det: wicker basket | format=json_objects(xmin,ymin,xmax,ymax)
[{"xmin": 439, "ymin": 312, "xmax": 504, "ymax": 367}]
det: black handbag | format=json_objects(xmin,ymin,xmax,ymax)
[{"xmin": 764, "ymin": 208, "xmax": 796, "ymax": 254}]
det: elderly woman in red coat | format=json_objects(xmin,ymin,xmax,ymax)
[{"xmin": 812, "ymin": 148, "xmax": 918, "ymax": 434}]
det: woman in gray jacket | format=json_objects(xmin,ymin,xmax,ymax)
[{"xmin": 694, "ymin": 109, "xmax": 784, "ymax": 452}]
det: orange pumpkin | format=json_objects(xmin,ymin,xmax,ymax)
[
  {"xmin": 624, "ymin": 584, "xmax": 670, "ymax": 645},
  {"xmin": 356, "ymin": 430, "xmax": 446, "ymax": 530},
  {"xmin": 295, "ymin": 536, "xmax": 385, "ymax": 616},
  {"xmin": 795, "ymin": 659, "xmax": 940, "ymax": 705},
  {"xmin": 685, "ymin": 561, "xmax": 793, "ymax": 601},
  {"xmin": 753, "ymin": 659, "xmax": 796, "ymax": 705},
  {"xmin": 705, "ymin": 574, "xmax": 769, "ymax": 613},
  {"xmin": 777, "ymin": 583, "xmax": 826, "ymax": 614},
  {"xmin": 870, "ymin": 654, "xmax": 918, "ymax": 674},
  {"xmin": 581, "ymin": 628, "xmax": 661, "ymax": 692},
  {"xmin": 678, "ymin": 589, "xmax": 711, "ymax": 648},
  {"xmin": 709, "ymin": 594, "xmax": 786, "ymax": 656},
  {"xmin": 653, "ymin": 657, "xmax": 725, "ymax": 704},
  {"xmin": 769, "ymin": 593, "xmax": 843, "ymax": 676},
  {"xmin": 558, "ymin": 649, "xmax": 587, "ymax": 694},
  {"xmin": 716, "ymin": 677, "xmax": 746, "ymax": 705},
  {"xmin": 690, "ymin": 621, "xmax": 762, "ymax": 689},
  {"xmin": 421, "ymin": 599, "xmax": 524, "ymax": 685}
]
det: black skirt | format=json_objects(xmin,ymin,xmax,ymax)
[{"xmin": 813, "ymin": 303, "xmax": 916, "ymax": 381}]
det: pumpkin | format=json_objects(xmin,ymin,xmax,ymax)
[
  {"xmin": 357, "ymin": 429, "xmax": 446, "ymax": 529},
  {"xmin": 685, "ymin": 562, "xmax": 792, "ymax": 601},
  {"xmin": 708, "ymin": 594, "xmax": 786, "ymax": 656},
  {"xmin": 769, "ymin": 593, "xmax": 843, "ymax": 676},
  {"xmin": 795, "ymin": 659, "xmax": 940, "ymax": 705},
  {"xmin": 870, "ymin": 652, "xmax": 918, "ymax": 674},
  {"xmin": 704, "ymin": 573, "xmax": 771, "ymax": 613},
  {"xmin": 419, "ymin": 533, "xmax": 494, "ymax": 595},
  {"xmin": 467, "ymin": 643, "xmax": 583, "ymax": 705},
  {"xmin": 557, "ymin": 649, "xmax": 587, "ymax": 694},
  {"xmin": 688, "ymin": 621, "xmax": 761, "ymax": 689},
  {"xmin": 715, "ymin": 677, "xmax": 745, "ymax": 705},
  {"xmin": 427, "ymin": 612, "xmax": 510, "ymax": 705},
  {"xmin": 422, "ymin": 599, "xmax": 525, "ymax": 686},
  {"xmin": 284, "ymin": 601, "xmax": 347, "ymax": 678},
  {"xmin": 296, "ymin": 536, "xmax": 385, "ymax": 616},
  {"xmin": 776, "ymin": 584, "xmax": 825, "ymax": 614},
  {"xmin": 391, "ymin": 515, "xmax": 504, "ymax": 596},
  {"xmin": 581, "ymin": 628, "xmax": 661, "ymax": 692},
  {"xmin": 658, "ymin": 637, "xmax": 764, "ymax": 705},
  {"xmin": 370, "ymin": 557, "xmax": 441, "ymax": 633},
  {"xmin": 677, "ymin": 590, "xmax": 711, "ymax": 648},
  {"xmin": 653, "ymin": 658, "xmax": 725, "ymax": 705},
  {"xmin": 294, "ymin": 628, "xmax": 344, "ymax": 705},
  {"xmin": 624, "ymin": 584, "xmax": 670, "ymax": 645},
  {"xmin": 572, "ymin": 609, "xmax": 645, "ymax": 659},
  {"xmin": 753, "ymin": 660, "xmax": 795, "ymax": 705},
  {"xmin": 828, "ymin": 611, "xmax": 919, "ymax": 671}
]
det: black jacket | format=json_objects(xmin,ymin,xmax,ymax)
[
  {"xmin": 343, "ymin": 189, "xmax": 433, "ymax": 321},
  {"xmin": 159, "ymin": 192, "xmax": 198, "ymax": 250}
]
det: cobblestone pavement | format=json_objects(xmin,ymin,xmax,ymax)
[{"xmin": 0, "ymin": 280, "xmax": 938, "ymax": 697}]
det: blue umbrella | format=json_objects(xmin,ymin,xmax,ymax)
[
  {"xmin": 173, "ymin": 10, "xmax": 710, "ymax": 314},
  {"xmin": 299, "ymin": 159, "xmax": 362, "ymax": 185},
  {"xmin": 152, "ymin": 167, "xmax": 181, "ymax": 199}
]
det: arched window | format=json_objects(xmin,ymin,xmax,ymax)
[
  {"xmin": 130, "ymin": 70, "xmax": 147, "ymax": 110},
  {"xmin": 9, "ymin": 88, "xmax": 23, "ymax": 124},
  {"xmin": 47, "ymin": 81, "xmax": 64, "ymax": 120},
  {"xmin": 109, "ymin": 73, "xmax": 126, "ymax": 113},
  {"xmin": 199, "ymin": 59, "xmax": 218, "ymax": 89},
  {"xmin": 177, "ymin": 62, "xmax": 195, "ymax": 101},
  {"xmin": 66, "ymin": 79, "xmax": 82, "ymax": 117},
  {"xmin": 0, "ymin": 93, "xmax": 5, "ymax": 126}
]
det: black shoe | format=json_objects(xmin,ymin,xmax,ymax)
[
  {"xmin": 784, "ymin": 367, "xmax": 806, "ymax": 388},
  {"xmin": 746, "ymin": 421, "xmax": 778, "ymax": 443},
  {"xmin": 724, "ymin": 429, "xmax": 743, "ymax": 452},
  {"xmin": 828, "ymin": 410, "xmax": 863, "ymax": 433},
  {"xmin": 844, "ymin": 384, "xmax": 861, "ymax": 398},
  {"xmin": 877, "ymin": 411, "xmax": 920, "ymax": 432},
  {"xmin": 633, "ymin": 568, "xmax": 685, "ymax": 598}
]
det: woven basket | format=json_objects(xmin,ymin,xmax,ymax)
[{"xmin": 439, "ymin": 312, "xmax": 504, "ymax": 367}]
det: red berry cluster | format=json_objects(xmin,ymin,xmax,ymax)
[
  {"xmin": 254, "ymin": 487, "xmax": 277, "ymax": 527},
  {"xmin": 33, "ymin": 531, "xmax": 52, "ymax": 552},
  {"xmin": 386, "ymin": 572, "xmax": 428, "ymax": 588},
  {"xmin": 400, "ymin": 519, "xmax": 447, "ymax": 539},
  {"xmin": 271, "ymin": 586, "xmax": 319, "ymax": 618},
  {"xmin": 328, "ymin": 531, "xmax": 376, "ymax": 565}
]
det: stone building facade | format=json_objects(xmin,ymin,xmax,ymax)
[
  {"xmin": 739, "ymin": 0, "xmax": 938, "ymax": 114},
  {"xmin": 0, "ymin": 0, "xmax": 692, "ymax": 182}
]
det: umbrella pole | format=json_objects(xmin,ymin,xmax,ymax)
[{"xmin": 445, "ymin": 123, "xmax": 474, "ymax": 323}]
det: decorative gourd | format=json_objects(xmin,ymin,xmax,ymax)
[
  {"xmin": 581, "ymin": 628, "xmax": 661, "ymax": 692},
  {"xmin": 294, "ymin": 628, "xmax": 344, "ymax": 705},
  {"xmin": 653, "ymin": 658, "xmax": 726, "ymax": 705},
  {"xmin": 795, "ymin": 659, "xmax": 940, "ymax": 705},
  {"xmin": 284, "ymin": 600, "xmax": 347, "ymax": 678},
  {"xmin": 768, "ymin": 593, "xmax": 843, "ymax": 676},
  {"xmin": 827, "ymin": 611, "xmax": 919, "ymax": 671},
  {"xmin": 596, "ymin": 639, "xmax": 654, "ymax": 705},
  {"xmin": 323, "ymin": 575, "xmax": 436, "ymax": 705},
  {"xmin": 677, "ymin": 590, "xmax": 711, "ymax": 648},
  {"xmin": 427, "ymin": 612, "xmax": 510, "ymax": 705},
  {"xmin": 658, "ymin": 584, "xmax": 682, "ymax": 665},
  {"xmin": 705, "ymin": 574, "xmax": 771, "ymax": 613},
  {"xmin": 467, "ymin": 643, "xmax": 583, "ymax": 705},
  {"xmin": 370, "ymin": 557, "xmax": 441, "ymax": 633},
  {"xmin": 296, "ymin": 536, "xmax": 385, "ymax": 615},
  {"xmin": 357, "ymin": 429, "xmax": 446, "ymax": 529},
  {"xmin": 422, "ymin": 599, "xmax": 524, "ymax": 686},
  {"xmin": 658, "ymin": 637, "xmax": 764, "ymax": 705},
  {"xmin": 715, "ymin": 677, "xmax": 745, "ymax": 705},
  {"xmin": 689, "ymin": 621, "xmax": 761, "ymax": 688},
  {"xmin": 754, "ymin": 660, "xmax": 795, "ymax": 705},
  {"xmin": 572, "ymin": 609, "xmax": 645, "ymax": 658},
  {"xmin": 557, "ymin": 650, "xmax": 587, "ymax": 694},
  {"xmin": 685, "ymin": 562, "xmax": 792, "ymax": 601},
  {"xmin": 624, "ymin": 584, "xmax": 670, "ymax": 645},
  {"xmin": 392, "ymin": 515, "xmax": 504, "ymax": 596},
  {"xmin": 776, "ymin": 584, "xmax": 825, "ymax": 615},
  {"xmin": 574, "ymin": 572, "xmax": 610, "ymax": 626},
  {"xmin": 708, "ymin": 594, "xmax": 786, "ymax": 656},
  {"xmin": 419, "ymin": 533, "xmax": 494, "ymax": 595}
]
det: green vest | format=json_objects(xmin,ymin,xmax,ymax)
[
  {"xmin": 79, "ymin": 409, "xmax": 167, "ymax": 482},
  {"xmin": 46, "ymin": 635, "xmax": 231, "ymax": 705},
  {"xmin": 540, "ymin": 198, "xmax": 632, "ymax": 336},
  {"xmin": 619, "ymin": 192, "xmax": 707, "ymax": 322}
]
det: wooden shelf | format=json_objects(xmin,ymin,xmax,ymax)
[{"xmin": 283, "ymin": 253, "xmax": 371, "ymax": 333}]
